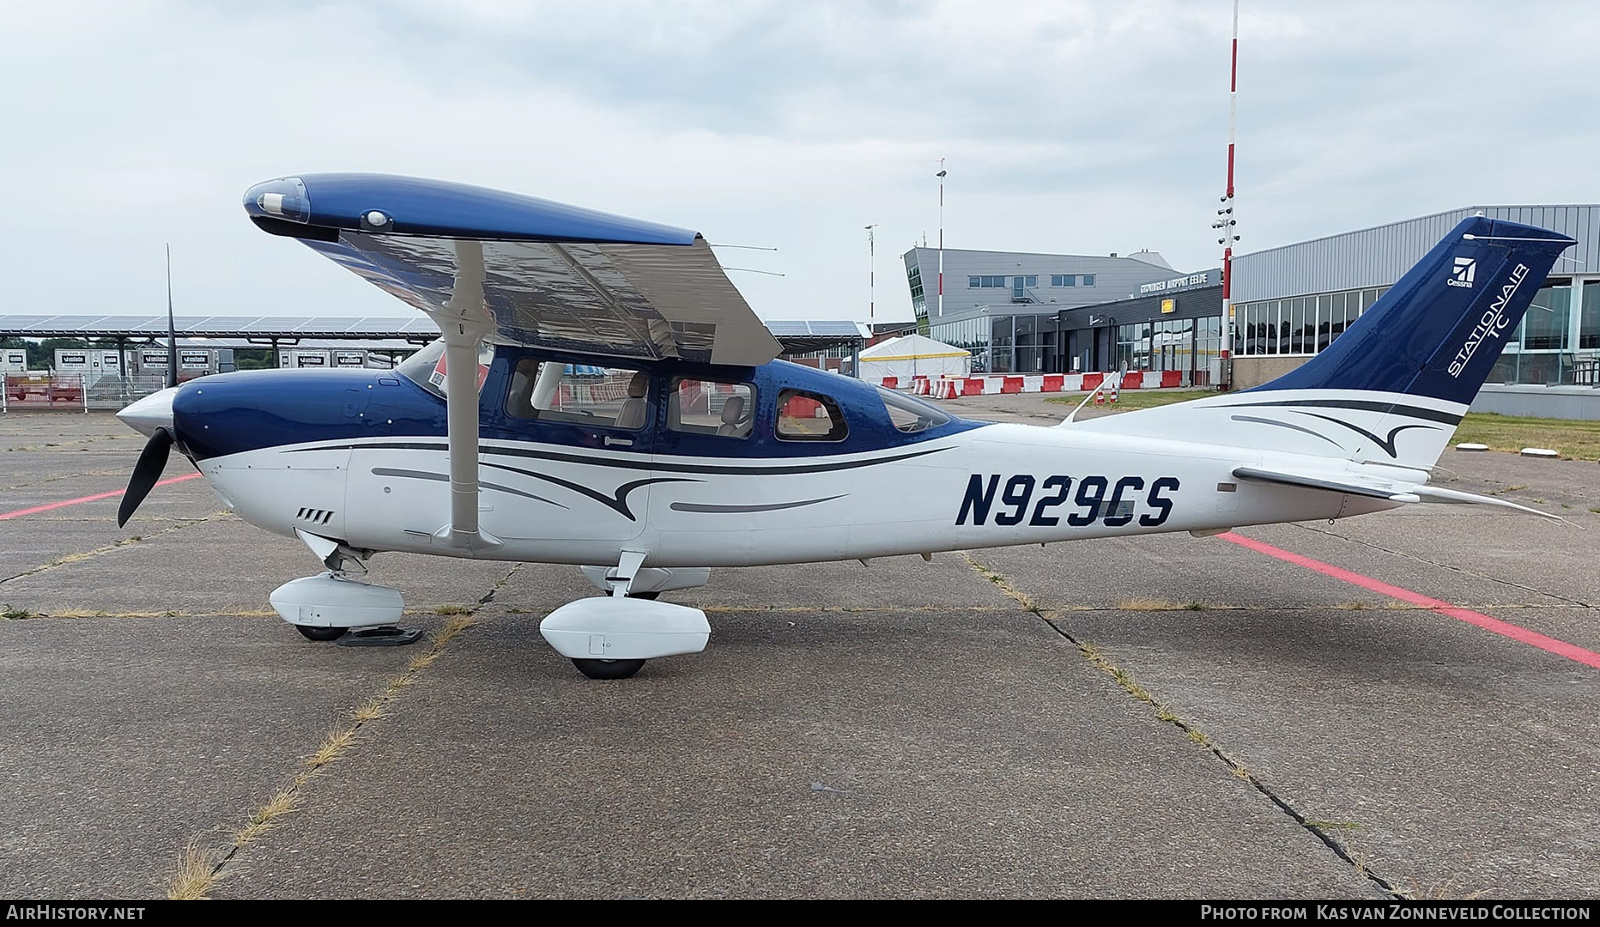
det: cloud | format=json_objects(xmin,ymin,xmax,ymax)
[{"xmin": 3, "ymin": 0, "xmax": 1599, "ymax": 325}]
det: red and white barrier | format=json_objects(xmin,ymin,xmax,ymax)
[{"xmin": 884, "ymin": 370, "xmax": 1189, "ymax": 400}]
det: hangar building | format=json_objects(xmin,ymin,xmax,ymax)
[{"xmin": 904, "ymin": 205, "xmax": 1600, "ymax": 401}]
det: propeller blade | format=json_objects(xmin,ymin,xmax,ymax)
[
  {"xmin": 165, "ymin": 244, "xmax": 178, "ymax": 389},
  {"xmin": 118, "ymin": 427, "xmax": 174, "ymax": 527}
]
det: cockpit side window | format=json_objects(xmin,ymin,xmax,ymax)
[
  {"xmin": 505, "ymin": 358, "xmax": 650, "ymax": 430},
  {"xmin": 775, "ymin": 388, "xmax": 848, "ymax": 442},
  {"xmin": 397, "ymin": 338, "xmax": 494, "ymax": 400}
]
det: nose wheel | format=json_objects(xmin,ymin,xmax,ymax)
[
  {"xmin": 570, "ymin": 658, "xmax": 646, "ymax": 680},
  {"xmin": 296, "ymin": 625, "xmax": 348, "ymax": 642}
]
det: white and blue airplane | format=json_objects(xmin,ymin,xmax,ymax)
[{"xmin": 114, "ymin": 174, "xmax": 1571, "ymax": 678}]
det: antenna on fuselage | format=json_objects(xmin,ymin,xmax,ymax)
[{"xmin": 1061, "ymin": 371, "xmax": 1120, "ymax": 425}]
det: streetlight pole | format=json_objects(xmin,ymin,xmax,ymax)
[{"xmin": 936, "ymin": 159, "xmax": 947, "ymax": 325}]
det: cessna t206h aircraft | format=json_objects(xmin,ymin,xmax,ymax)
[{"xmin": 114, "ymin": 174, "xmax": 1570, "ymax": 679}]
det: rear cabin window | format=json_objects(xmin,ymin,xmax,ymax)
[
  {"xmin": 505, "ymin": 358, "xmax": 651, "ymax": 430},
  {"xmin": 668, "ymin": 378, "xmax": 755, "ymax": 439},
  {"xmin": 775, "ymin": 389, "xmax": 848, "ymax": 442}
]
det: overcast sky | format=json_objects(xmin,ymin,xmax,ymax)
[{"xmin": 6, "ymin": 0, "xmax": 1599, "ymax": 327}]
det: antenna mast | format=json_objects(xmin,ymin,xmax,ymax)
[{"xmin": 1214, "ymin": 0, "xmax": 1241, "ymax": 390}]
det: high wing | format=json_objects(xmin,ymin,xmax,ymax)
[
  {"xmin": 242, "ymin": 173, "xmax": 783, "ymax": 367},
  {"xmin": 243, "ymin": 172, "xmax": 783, "ymax": 552}
]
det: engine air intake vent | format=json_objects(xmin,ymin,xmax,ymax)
[{"xmin": 295, "ymin": 507, "xmax": 335, "ymax": 526}]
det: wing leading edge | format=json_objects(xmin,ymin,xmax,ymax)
[{"xmin": 243, "ymin": 173, "xmax": 783, "ymax": 367}]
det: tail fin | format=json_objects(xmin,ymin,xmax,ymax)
[
  {"xmin": 1255, "ymin": 215, "xmax": 1574, "ymax": 403},
  {"xmin": 1071, "ymin": 217, "xmax": 1574, "ymax": 472}
]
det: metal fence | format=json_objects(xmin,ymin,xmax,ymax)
[
  {"xmin": 84, "ymin": 374, "xmax": 168, "ymax": 411},
  {"xmin": 3, "ymin": 375, "xmax": 86, "ymax": 412},
  {"xmin": 1, "ymin": 374, "xmax": 171, "ymax": 413}
]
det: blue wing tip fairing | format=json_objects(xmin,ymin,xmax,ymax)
[{"xmin": 243, "ymin": 173, "xmax": 700, "ymax": 246}]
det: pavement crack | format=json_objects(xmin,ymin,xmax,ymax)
[
  {"xmin": 162, "ymin": 573, "xmax": 504, "ymax": 900},
  {"xmin": 700, "ymin": 604, "xmax": 1020, "ymax": 615},
  {"xmin": 0, "ymin": 466, "xmax": 132, "ymax": 494},
  {"xmin": 2, "ymin": 434, "xmax": 142, "ymax": 455},
  {"xmin": 1290, "ymin": 522, "xmax": 1596, "ymax": 609},
  {"xmin": 0, "ymin": 512, "xmax": 227, "ymax": 586},
  {"xmin": 961, "ymin": 551, "xmax": 1407, "ymax": 900}
]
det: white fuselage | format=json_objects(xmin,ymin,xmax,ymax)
[{"xmin": 196, "ymin": 420, "xmax": 1396, "ymax": 568}]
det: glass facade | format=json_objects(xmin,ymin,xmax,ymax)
[
  {"xmin": 931, "ymin": 309, "xmax": 1219, "ymax": 380},
  {"xmin": 989, "ymin": 315, "xmax": 1014, "ymax": 373},
  {"xmin": 930, "ymin": 313, "xmax": 1064, "ymax": 374},
  {"xmin": 1234, "ymin": 286, "xmax": 1387, "ymax": 357},
  {"xmin": 1112, "ymin": 316, "xmax": 1221, "ymax": 386},
  {"xmin": 929, "ymin": 317, "xmax": 991, "ymax": 372},
  {"xmin": 908, "ymin": 259, "xmax": 928, "ymax": 336},
  {"xmin": 1237, "ymin": 277, "xmax": 1600, "ymax": 386},
  {"xmin": 1484, "ymin": 279, "xmax": 1600, "ymax": 385},
  {"xmin": 1583, "ymin": 282, "xmax": 1600, "ymax": 349}
]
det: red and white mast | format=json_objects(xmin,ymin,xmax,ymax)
[
  {"xmin": 1215, "ymin": 0, "xmax": 1241, "ymax": 389},
  {"xmin": 936, "ymin": 158, "xmax": 947, "ymax": 325}
]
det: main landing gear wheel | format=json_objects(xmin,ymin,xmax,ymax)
[
  {"xmin": 571, "ymin": 658, "xmax": 647, "ymax": 680},
  {"xmin": 296, "ymin": 625, "xmax": 347, "ymax": 642}
]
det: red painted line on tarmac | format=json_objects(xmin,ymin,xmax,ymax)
[
  {"xmin": 0, "ymin": 473, "xmax": 202, "ymax": 521},
  {"xmin": 1220, "ymin": 531, "xmax": 1600, "ymax": 670}
]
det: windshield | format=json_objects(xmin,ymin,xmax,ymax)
[
  {"xmin": 875, "ymin": 385, "xmax": 950, "ymax": 434},
  {"xmin": 397, "ymin": 338, "xmax": 494, "ymax": 399}
]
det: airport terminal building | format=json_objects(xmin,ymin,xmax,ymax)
[
  {"xmin": 904, "ymin": 204, "xmax": 1600, "ymax": 397},
  {"xmin": 902, "ymin": 245, "xmax": 1183, "ymax": 374},
  {"xmin": 1228, "ymin": 205, "xmax": 1600, "ymax": 390}
]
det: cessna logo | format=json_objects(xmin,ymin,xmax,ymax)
[
  {"xmin": 1448, "ymin": 257, "xmax": 1476, "ymax": 288},
  {"xmin": 1448, "ymin": 263, "xmax": 1528, "ymax": 377}
]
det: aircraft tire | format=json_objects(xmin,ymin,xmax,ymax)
[
  {"xmin": 572, "ymin": 658, "xmax": 646, "ymax": 680},
  {"xmin": 296, "ymin": 625, "xmax": 348, "ymax": 642},
  {"xmin": 626, "ymin": 591, "xmax": 661, "ymax": 600}
]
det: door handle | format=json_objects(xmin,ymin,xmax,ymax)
[{"xmin": 604, "ymin": 436, "xmax": 633, "ymax": 447}]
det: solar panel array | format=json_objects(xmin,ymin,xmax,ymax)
[{"xmin": 0, "ymin": 314, "xmax": 439, "ymax": 338}]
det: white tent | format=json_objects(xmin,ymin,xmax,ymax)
[{"xmin": 858, "ymin": 333, "xmax": 971, "ymax": 382}]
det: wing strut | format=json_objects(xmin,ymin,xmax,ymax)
[{"xmin": 434, "ymin": 240, "xmax": 501, "ymax": 552}]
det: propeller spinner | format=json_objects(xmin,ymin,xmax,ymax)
[{"xmin": 115, "ymin": 386, "xmax": 180, "ymax": 527}]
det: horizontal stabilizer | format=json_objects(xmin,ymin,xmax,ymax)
[
  {"xmin": 1233, "ymin": 466, "xmax": 1572, "ymax": 525},
  {"xmin": 1232, "ymin": 467, "xmax": 1420, "ymax": 503},
  {"xmin": 1410, "ymin": 485, "xmax": 1569, "ymax": 522}
]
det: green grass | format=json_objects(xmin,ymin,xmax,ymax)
[
  {"xmin": 1047, "ymin": 389, "xmax": 1600, "ymax": 460},
  {"xmin": 1452, "ymin": 413, "xmax": 1600, "ymax": 461}
]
